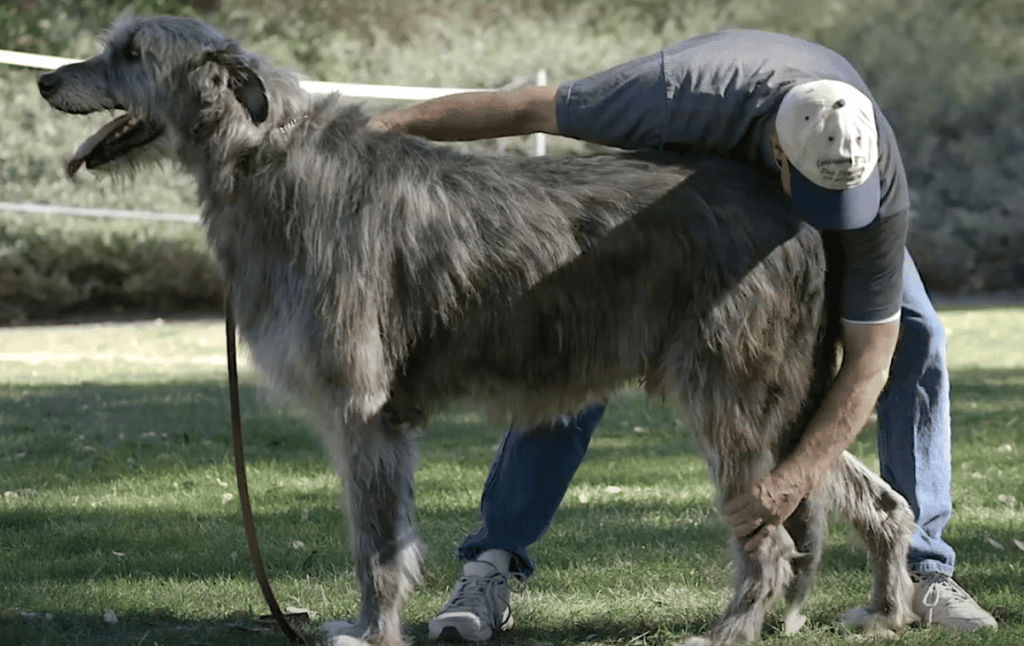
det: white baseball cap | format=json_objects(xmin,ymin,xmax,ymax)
[{"xmin": 775, "ymin": 79, "xmax": 881, "ymax": 229}]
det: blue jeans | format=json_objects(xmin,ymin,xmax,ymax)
[
  {"xmin": 877, "ymin": 253, "xmax": 955, "ymax": 575},
  {"xmin": 456, "ymin": 405, "xmax": 605, "ymax": 576},
  {"xmin": 457, "ymin": 252, "xmax": 955, "ymax": 578}
]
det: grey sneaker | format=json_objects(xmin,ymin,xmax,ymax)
[
  {"xmin": 911, "ymin": 572, "xmax": 997, "ymax": 631},
  {"xmin": 428, "ymin": 561, "xmax": 515, "ymax": 642}
]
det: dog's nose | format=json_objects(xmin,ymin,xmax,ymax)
[{"xmin": 38, "ymin": 72, "xmax": 60, "ymax": 99}]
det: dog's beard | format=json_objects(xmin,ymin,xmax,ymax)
[{"xmin": 66, "ymin": 112, "xmax": 165, "ymax": 177}]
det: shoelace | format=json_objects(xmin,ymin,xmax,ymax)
[
  {"xmin": 442, "ymin": 570, "xmax": 512, "ymax": 629},
  {"xmin": 914, "ymin": 573, "xmax": 973, "ymax": 624}
]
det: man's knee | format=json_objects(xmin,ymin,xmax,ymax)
[{"xmin": 898, "ymin": 306, "xmax": 947, "ymax": 359}]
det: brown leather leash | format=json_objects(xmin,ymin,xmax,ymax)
[{"xmin": 225, "ymin": 300, "xmax": 305, "ymax": 643}]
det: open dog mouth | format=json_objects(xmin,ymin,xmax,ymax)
[{"xmin": 66, "ymin": 112, "xmax": 164, "ymax": 177}]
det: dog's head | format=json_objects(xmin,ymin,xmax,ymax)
[{"xmin": 38, "ymin": 15, "xmax": 285, "ymax": 177}]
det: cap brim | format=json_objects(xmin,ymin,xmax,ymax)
[{"xmin": 790, "ymin": 167, "xmax": 880, "ymax": 230}]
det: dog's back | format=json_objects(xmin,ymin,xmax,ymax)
[{"xmin": 383, "ymin": 152, "xmax": 831, "ymax": 435}]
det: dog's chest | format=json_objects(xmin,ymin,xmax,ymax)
[{"xmin": 204, "ymin": 206, "xmax": 327, "ymax": 391}]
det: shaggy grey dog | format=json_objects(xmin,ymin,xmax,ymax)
[{"xmin": 39, "ymin": 16, "xmax": 917, "ymax": 646}]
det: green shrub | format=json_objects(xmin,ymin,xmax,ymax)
[{"xmin": 0, "ymin": 211, "xmax": 222, "ymax": 322}]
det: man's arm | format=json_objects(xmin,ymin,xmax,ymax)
[
  {"xmin": 369, "ymin": 86, "xmax": 560, "ymax": 140},
  {"xmin": 724, "ymin": 319, "xmax": 899, "ymax": 549}
]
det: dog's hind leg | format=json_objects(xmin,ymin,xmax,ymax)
[
  {"xmin": 322, "ymin": 413, "xmax": 423, "ymax": 646},
  {"xmin": 826, "ymin": 451, "xmax": 918, "ymax": 634}
]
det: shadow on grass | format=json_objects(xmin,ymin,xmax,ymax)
[
  {"xmin": 0, "ymin": 499, "xmax": 737, "ymax": 645},
  {"xmin": 0, "ymin": 611, "xmax": 305, "ymax": 646},
  {"xmin": 951, "ymin": 367, "xmax": 1024, "ymax": 402}
]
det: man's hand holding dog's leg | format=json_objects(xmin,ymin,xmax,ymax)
[
  {"xmin": 724, "ymin": 466, "xmax": 811, "ymax": 552},
  {"xmin": 726, "ymin": 321, "xmax": 900, "ymax": 552}
]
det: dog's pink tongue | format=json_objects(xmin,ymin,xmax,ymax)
[{"xmin": 66, "ymin": 113, "xmax": 133, "ymax": 177}]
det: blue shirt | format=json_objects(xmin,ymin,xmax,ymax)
[{"xmin": 555, "ymin": 29, "xmax": 909, "ymax": 323}]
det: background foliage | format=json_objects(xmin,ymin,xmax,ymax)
[{"xmin": 2, "ymin": 0, "xmax": 1023, "ymax": 319}]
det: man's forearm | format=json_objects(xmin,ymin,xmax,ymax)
[
  {"xmin": 771, "ymin": 321, "xmax": 899, "ymax": 497},
  {"xmin": 371, "ymin": 92, "xmax": 504, "ymax": 139},
  {"xmin": 771, "ymin": 354, "xmax": 889, "ymax": 497},
  {"xmin": 371, "ymin": 87, "xmax": 559, "ymax": 141}
]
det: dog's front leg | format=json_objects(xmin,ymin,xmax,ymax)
[
  {"xmin": 323, "ymin": 413, "xmax": 424, "ymax": 646},
  {"xmin": 780, "ymin": 489, "xmax": 826, "ymax": 634},
  {"xmin": 681, "ymin": 450, "xmax": 804, "ymax": 646},
  {"xmin": 683, "ymin": 523, "xmax": 800, "ymax": 646}
]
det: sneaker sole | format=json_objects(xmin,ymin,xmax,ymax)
[
  {"xmin": 434, "ymin": 626, "xmax": 479, "ymax": 643},
  {"xmin": 428, "ymin": 612, "xmax": 513, "ymax": 642}
]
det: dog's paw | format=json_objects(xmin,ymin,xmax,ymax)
[
  {"xmin": 322, "ymin": 619, "xmax": 376, "ymax": 646},
  {"xmin": 329, "ymin": 636, "xmax": 375, "ymax": 646},
  {"xmin": 680, "ymin": 637, "xmax": 712, "ymax": 646},
  {"xmin": 782, "ymin": 610, "xmax": 808, "ymax": 635},
  {"xmin": 833, "ymin": 606, "xmax": 897, "ymax": 637}
]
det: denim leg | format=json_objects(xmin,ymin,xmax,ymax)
[
  {"xmin": 875, "ymin": 252, "xmax": 956, "ymax": 575},
  {"xmin": 456, "ymin": 403, "xmax": 605, "ymax": 577}
]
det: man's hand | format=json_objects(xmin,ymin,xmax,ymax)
[
  {"xmin": 724, "ymin": 320, "xmax": 899, "ymax": 553},
  {"xmin": 723, "ymin": 468, "xmax": 811, "ymax": 552}
]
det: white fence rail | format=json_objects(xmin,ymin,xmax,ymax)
[
  {"xmin": 1, "ymin": 48, "xmax": 491, "ymax": 101},
  {"xmin": 0, "ymin": 201, "xmax": 200, "ymax": 223},
  {"xmin": 1, "ymin": 48, "xmax": 548, "ymax": 223}
]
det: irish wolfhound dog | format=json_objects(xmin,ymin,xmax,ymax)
[{"xmin": 39, "ymin": 16, "xmax": 917, "ymax": 646}]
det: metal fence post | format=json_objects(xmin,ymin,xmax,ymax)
[{"xmin": 532, "ymin": 68, "xmax": 547, "ymax": 157}]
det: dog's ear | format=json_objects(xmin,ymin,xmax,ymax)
[
  {"xmin": 228, "ymin": 63, "xmax": 269, "ymax": 125},
  {"xmin": 205, "ymin": 50, "xmax": 269, "ymax": 125}
]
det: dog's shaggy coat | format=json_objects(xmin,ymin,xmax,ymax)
[{"xmin": 39, "ymin": 16, "xmax": 918, "ymax": 645}]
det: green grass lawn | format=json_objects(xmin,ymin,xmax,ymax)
[{"xmin": 1, "ymin": 308, "xmax": 1023, "ymax": 646}]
